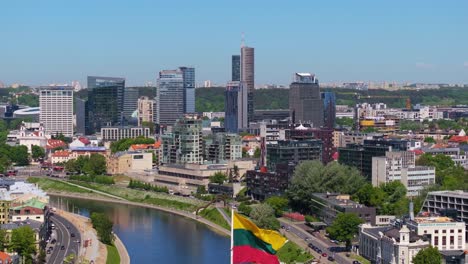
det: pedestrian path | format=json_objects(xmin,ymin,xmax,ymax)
[{"xmin": 216, "ymin": 207, "xmax": 231, "ymax": 225}]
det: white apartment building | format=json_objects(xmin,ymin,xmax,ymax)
[
  {"xmin": 137, "ymin": 96, "xmax": 155, "ymax": 126},
  {"xmin": 372, "ymin": 151, "xmax": 435, "ymax": 196},
  {"xmin": 39, "ymin": 86, "xmax": 74, "ymax": 137},
  {"xmin": 100, "ymin": 126, "xmax": 151, "ymax": 141}
]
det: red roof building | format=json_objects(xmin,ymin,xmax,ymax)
[
  {"xmin": 449, "ymin": 136, "xmax": 468, "ymax": 143},
  {"xmin": 46, "ymin": 139, "xmax": 67, "ymax": 150},
  {"xmin": 0, "ymin": 252, "xmax": 12, "ymax": 264},
  {"xmin": 129, "ymin": 140, "xmax": 161, "ymax": 151}
]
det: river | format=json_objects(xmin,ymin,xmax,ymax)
[{"xmin": 49, "ymin": 196, "xmax": 230, "ymax": 264}]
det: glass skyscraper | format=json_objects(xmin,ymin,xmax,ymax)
[
  {"xmin": 289, "ymin": 73, "xmax": 324, "ymax": 127},
  {"xmin": 321, "ymin": 92, "xmax": 336, "ymax": 129},
  {"xmin": 180, "ymin": 67, "xmax": 195, "ymax": 113},
  {"xmin": 241, "ymin": 46, "xmax": 254, "ymax": 125},
  {"xmin": 123, "ymin": 87, "xmax": 139, "ymax": 125},
  {"xmin": 224, "ymin": 81, "xmax": 248, "ymax": 133},
  {"xmin": 87, "ymin": 76, "xmax": 125, "ymax": 134},
  {"xmin": 232, "ymin": 55, "xmax": 240, "ymax": 81}
]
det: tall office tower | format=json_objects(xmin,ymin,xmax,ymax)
[
  {"xmin": 137, "ymin": 96, "xmax": 155, "ymax": 126},
  {"xmin": 232, "ymin": 55, "xmax": 240, "ymax": 81},
  {"xmin": 157, "ymin": 70, "xmax": 184, "ymax": 125},
  {"xmin": 87, "ymin": 76, "xmax": 125, "ymax": 134},
  {"xmin": 241, "ymin": 46, "xmax": 254, "ymax": 125},
  {"xmin": 179, "ymin": 67, "xmax": 195, "ymax": 113},
  {"xmin": 39, "ymin": 86, "xmax": 74, "ymax": 137},
  {"xmin": 75, "ymin": 98, "xmax": 89, "ymax": 135},
  {"xmin": 123, "ymin": 87, "xmax": 139, "ymax": 124},
  {"xmin": 289, "ymin": 73, "xmax": 324, "ymax": 127},
  {"xmin": 224, "ymin": 81, "xmax": 248, "ymax": 133},
  {"xmin": 321, "ymin": 92, "xmax": 336, "ymax": 129}
]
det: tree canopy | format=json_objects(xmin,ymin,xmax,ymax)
[
  {"xmin": 10, "ymin": 226, "xmax": 36, "ymax": 262},
  {"xmin": 265, "ymin": 196, "xmax": 289, "ymax": 217},
  {"xmin": 209, "ymin": 172, "xmax": 227, "ymax": 185},
  {"xmin": 90, "ymin": 212, "xmax": 114, "ymax": 245},
  {"xmin": 249, "ymin": 204, "xmax": 280, "ymax": 230},
  {"xmin": 286, "ymin": 161, "xmax": 366, "ymax": 213},
  {"xmin": 354, "ymin": 181, "xmax": 409, "ymax": 216},
  {"xmin": 31, "ymin": 145, "xmax": 45, "ymax": 161},
  {"xmin": 326, "ymin": 213, "xmax": 363, "ymax": 249},
  {"xmin": 412, "ymin": 246, "xmax": 442, "ymax": 264},
  {"xmin": 110, "ymin": 137, "xmax": 155, "ymax": 153},
  {"xmin": 65, "ymin": 154, "xmax": 107, "ymax": 175}
]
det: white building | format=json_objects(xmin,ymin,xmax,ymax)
[
  {"xmin": 17, "ymin": 123, "xmax": 48, "ymax": 153},
  {"xmin": 100, "ymin": 126, "xmax": 151, "ymax": 141},
  {"xmin": 372, "ymin": 151, "xmax": 435, "ymax": 196},
  {"xmin": 137, "ymin": 96, "xmax": 155, "ymax": 126},
  {"xmin": 39, "ymin": 86, "xmax": 74, "ymax": 137}
]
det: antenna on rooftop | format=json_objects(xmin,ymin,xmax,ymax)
[{"xmin": 241, "ymin": 32, "xmax": 245, "ymax": 48}]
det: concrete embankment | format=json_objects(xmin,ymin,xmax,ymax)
[{"xmin": 49, "ymin": 191, "xmax": 231, "ymax": 237}]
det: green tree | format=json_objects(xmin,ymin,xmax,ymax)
[
  {"xmin": 412, "ymin": 246, "xmax": 442, "ymax": 264},
  {"xmin": 196, "ymin": 186, "xmax": 207, "ymax": 195},
  {"xmin": 253, "ymin": 147, "xmax": 261, "ymax": 158},
  {"xmin": 326, "ymin": 213, "xmax": 363, "ymax": 249},
  {"xmin": 265, "ymin": 196, "xmax": 289, "ymax": 217},
  {"xmin": 423, "ymin": 137, "xmax": 436, "ymax": 143},
  {"xmin": 82, "ymin": 154, "xmax": 107, "ymax": 176},
  {"xmin": 209, "ymin": 172, "xmax": 227, "ymax": 185},
  {"xmin": 10, "ymin": 145, "xmax": 29, "ymax": 166},
  {"xmin": 238, "ymin": 203, "xmax": 252, "ymax": 216},
  {"xmin": 31, "ymin": 145, "xmax": 45, "ymax": 161},
  {"xmin": 141, "ymin": 121, "xmax": 155, "ymax": 134},
  {"xmin": 336, "ymin": 117, "xmax": 354, "ymax": 127},
  {"xmin": 287, "ymin": 161, "xmax": 366, "ymax": 213},
  {"xmin": 10, "ymin": 226, "xmax": 36, "ymax": 262},
  {"xmin": 90, "ymin": 212, "xmax": 114, "ymax": 245},
  {"xmin": 249, "ymin": 204, "xmax": 280, "ymax": 230},
  {"xmin": 353, "ymin": 183, "xmax": 386, "ymax": 207},
  {"xmin": 0, "ymin": 229, "xmax": 8, "ymax": 251}
]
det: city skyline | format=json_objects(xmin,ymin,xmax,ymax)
[{"xmin": 1, "ymin": 1, "xmax": 468, "ymax": 86}]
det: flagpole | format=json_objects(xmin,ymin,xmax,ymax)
[{"xmin": 230, "ymin": 208, "xmax": 234, "ymax": 264}]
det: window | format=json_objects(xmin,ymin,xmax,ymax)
[
  {"xmin": 435, "ymin": 230, "xmax": 439, "ymax": 234},
  {"xmin": 450, "ymin": 229, "xmax": 454, "ymax": 233},
  {"xmin": 442, "ymin": 236, "xmax": 446, "ymax": 246},
  {"xmin": 434, "ymin": 236, "xmax": 439, "ymax": 245},
  {"xmin": 442, "ymin": 230, "xmax": 446, "ymax": 233},
  {"xmin": 450, "ymin": 236, "xmax": 454, "ymax": 245}
]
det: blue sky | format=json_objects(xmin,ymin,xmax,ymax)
[{"xmin": 1, "ymin": 0, "xmax": 468, "ymax": 86}]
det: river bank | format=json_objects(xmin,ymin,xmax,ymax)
[{"xmin": 49, "ymin": 192, "xmax": 231, "ymax": 237}]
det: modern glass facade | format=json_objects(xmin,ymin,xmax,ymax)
[
  {"xmin": 180, "ymin": 67, "xmax": 195, "ymax": 113},
  {"xmin": 231, "ymin": 55, "xmax": 240, "ymax": 81},
  {"xmin": 241, "ymin": 47, "xmax": 254, "ymax": 125},
  {"xmin": 75, "ymin": 98, "xmax": 88, "ymax": 135},
  {"xmin": 87, "ymin": 76, "xmax": 125, "ymax": 134},
  {"xmin": 266, "ymin": 139, "xmax": 322, "ymax": 171},
  {"xmin": 289, "ymin": 73, "xmax": 324, "ymax": 127},
  {"xmin": 224, "ymin": 81, "xmax": 247, "ymax": 133},
  {"xmin": 321, "ymin": 92, "xmax": 336, "ymax": 129},
  {"xmin": 157, "ymin": 70, "xmax": 184, "ymax": 126},
  {"xmin": 123, "ymin": 87, "xmax": 139, "ymax": 125}
]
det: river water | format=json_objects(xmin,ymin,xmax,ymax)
[{"xmin": 49, "ymin": 196, "xmax": 230, "ymax": 264}]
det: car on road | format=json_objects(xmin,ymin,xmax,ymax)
[
  {"xmin": 307, "ymin": 243, "xmax": 313, "ymax": 248},
  {"xmin": 71, "ymin": 233, "xmax": 75, "ymax": 237},
  {"xmin": 352, "ymin": 261, "xmax": 361, "ymax": 264},
  {"xmin": 51, "ymin": 239, "xmax": 56, "ymax": 244},
  {"xmin": 49, "ymin": 247, "xmax": 53, "ymax": 251},
  {"xmin": 322, "ymin": 253, "xmax": 328, "ymax": 257},
  {"xmin": 67, "ymin": 225, "xmax": 70, "ymax": 229},
  {"xmin": 316, "ymin": 249, "xmax": 322, "ymax": 254},
  {"xmin": 61, "ymin": 245, "xmax": 65, "ymax": 250},
  {"xmin": 328, "ymin": 256, "xmax": 335, "ymax": 261},
  {"xmin": 46, "ymin": 250, "xmax": 51, "ymax": 254}
]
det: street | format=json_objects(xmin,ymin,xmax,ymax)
[
  {"xmin": 279, "ymin": 219, "xmax": 355, "ymax": 264},
  {"xmin": 47, "ymin": 214, "xmax": 81, "ymax": 264}
]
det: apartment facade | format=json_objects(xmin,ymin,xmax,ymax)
[{"xmin": 39, "ymin": 86, "xmax": 74, "ymax": 137}]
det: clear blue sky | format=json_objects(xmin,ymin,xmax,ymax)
[{"xmin": 1, "ymin": 0, "xmax": 468, "ymax": 86}]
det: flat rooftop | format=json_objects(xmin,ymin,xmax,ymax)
[
  {"xmin": 312, "ymin": 193, "xmax": 367, "ymax": 209},
  {"xmin": 428, "ymin": 190, "xmax": 468, "ymax": 199},
  {"xmin": 413, "ymin": 216, "xmax": 455, "ymax": 224}
]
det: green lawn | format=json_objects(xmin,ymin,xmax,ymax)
[
  {"xmin": 276, "ymin": 241, "xmax": 313, "ymax": 264},
  {"xmin": 106, "ymin": 244, "xmax": 120, "ymax": 264},
  {"xmin": 27, "ymin": 177, "xmax": 92, "ymax": 193},
  {"xmin": 351, "ymin": 253, "xmax": 371, "ymax": 264},
  {"xmin": 199, "ymin": 207, "xmax": 230, "ymax": 230}
]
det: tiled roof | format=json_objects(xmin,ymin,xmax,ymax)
[
  {"xmin": 129, "ymin": 140, "xmax": 161, "ymax": 150},
  {"xmin": 78, "ymin": 136, "xmax": 91, "ymax": 145},
  {"xmin": 0, "ymin": 252, "xmax": 11, "ymax": 261},
  {"xmin": 52, "ymin": 150, "xmax": 71, "ymax": 157},
  {"xmin": 11, "ymin": 198, "xmax": 47, "ymax": 210},
  {"xmin": 47, "ymin": 139, "xmax": 67, "ymax": 149}
]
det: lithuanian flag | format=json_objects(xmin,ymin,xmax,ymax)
[{"xmin": 232, "ymin": 212, "xmax": 287, "ymax": 264}]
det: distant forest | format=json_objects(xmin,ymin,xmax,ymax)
[{"xmin": 2, "ymin": 86, "xmax": 467, "ymax": 113}]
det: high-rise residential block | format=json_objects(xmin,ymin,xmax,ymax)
[
  {"xmin": 180, "ymin": 67, "xmax": 195, "ymax": 113},
  {"xmin": 241, "ymin": 46, "xmax": 254, "ymax": 124},
  {"xmin": 289, "ymin": 73, "xmax": 324, "ymax": 127},
  {"xmin": 232, "ymin": 55, "xmax": 240, "ymax": 81},
  {"xmin": 137, "ymin": 96, "xmax": 155, "ymax": 126},
  {"xmin": 39, "ymin": 86, "xmax": 74, "ymax": 137},
  {"xmin": 87, "ymin": 76, "xmax": 125, "ymax": 134},
  {"xmin": 321, "ymin": 92, "xmax": 336, "ymax": 129},
  {"xmin": 224, "ymin": 81, "xmax": 248, "ymax": 133},
  {"xmin": 161, "ymin": 115, "xmax": 203, "ymax": 164}
]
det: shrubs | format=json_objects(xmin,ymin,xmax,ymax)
[
  {"xmin": 128, "ymin": 179, "xmax": 169, "ymax": 193},
  {"xmin": 69, "ymin": 175, "xmax": 115, "ymax": 185},
  {"xmin": 90, "ymin": 212, "xmax": 114, "ymax": 245}
]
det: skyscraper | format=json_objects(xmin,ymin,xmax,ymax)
[
  {"xmin": 289, "ymin": 73, "xmax": 324, "ymax": 127},
  {"xmin": 87, "ymin": 76, "xmax": 125, "ymax": 134},
  {"xmin": 241, "ymin": 46, "xmax": 254, "ymax": 125},
  {"xmin": 232, "ymin": 55, "xmax": 240, "ymax": 81},
  {"xmin": 321, "ymin": 92, "xmax": 336, "ymax": 129},
  {"xmin": 224, "ymin": 81, "xmax": 248, "ymax": 133},
  {"xmin": 39, "ymin": 86, "xmax": 74, "ymax": 137},
  {"xmin": 157, "ymin": 69, "xmax": 184, "ymax": 126},
  {"xmin": 75, "ymin": 98, "xmax": 88, "ymax": 135},
  {"xmin": 123, "ymin": 87, "xmax": 139, "ymax": 125},
  {"xmin": 179, "ymin": 67, "xmax": 195, "ymax": 113}
]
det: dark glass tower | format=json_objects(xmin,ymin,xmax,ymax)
[
  {"xmin": 231, "ymin": 55, "xmax": 240, "ymax": 81},
  {"xmin": 224, "ymin": 81, "xmax": 247, "ymax": 133},
  {"xmin": 321, "ymin": 92, "xmax": 336, "ymax": 129},
  {"xmin": 289, "ymin": 73, "xmax": 324, "ymax": 127},
  {"xmin": 123, "ymin": 87, "xmax": 139, "ymax": 125},
  {"xmin": 87, "ymin": 76, "xmax": 125, "ymax": 134},
  {"xmin": 241, "ymin": 47, "xmax": 254, "ymax": 125}
]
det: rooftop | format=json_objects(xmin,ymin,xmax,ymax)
[
  {"xmin": 312, "ymin": 193, "xmax": 367, "ymax": 209},
  {"xmin": 428, "ymin": 190, "xmax": 468, "ymax": 198},
  {"xmin": 412, "ymin": 216, "xmax": 455, "ymax": 224}
]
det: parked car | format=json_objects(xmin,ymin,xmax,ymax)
[
  {"xmin": 46, "ymin": 250, "xmax": 51, "ymax": 254},
  {"xmin": 352, "ymin": 261, "xmax": 361, "ymax": 264},
  {"xmin": 61, "ymin": 245, "xmax": 65, "ymax": 250},
  {"xmin": 328, "ymin": 256, "xmax": 335, "ymax": 261},
  {"xmin": 71, "ymin": 233, "xmax": 75, "ymax": 237},
  {"xmin": 322, "ymin": 253, "xmax": 328, "ymax": 257}
]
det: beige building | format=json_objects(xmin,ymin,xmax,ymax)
[
  {"xmin": 155, "ymin": 160, "xmax": 255, "ymax": 195},
  {"xmin": 137, "ymin": 96, "xmax": 155, "ymax": 126},
  {"xmin": 107, "ymin": 151, "xmax": 152, "ymax": 175}
]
